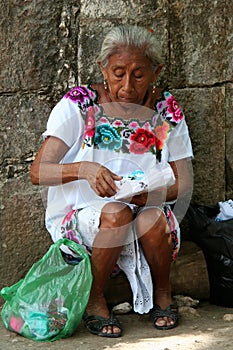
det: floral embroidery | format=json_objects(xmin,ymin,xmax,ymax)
[
  {"xmin": 63, "ymin": 85, "xmax": 185, "ymax": 160},
  {"xmin": 154, "ymin": 91, "xmax": 184, "ymax": 126},
  {"xmin": 61, "ymin": 209, "xmax": 76, "ymax": 225},
  {"xmin": 154, "ymin": 121, "xmax": 170, "ymax": 151},
  {"xmin": 99, "ymin": 116, "xmax": 109, "ymax": 124},
  {"xmin": 112, "ymin": 119, "xmax": 125, "ymax": 128},
  {"xmin": 61, "ymin": 209, "xmax": 92, "ymax": 255},
  {"xmin": 128, "ymin": 121, "xmax": 139, "ymax": 129},
  {"xmin": 82, "ymin": 106, "xmax": 96, "ymax": 148},
  {"xmin": 94, "ymin": 124, "xmax": 122, "ymax": 150},
  {"xmin": 156, "ymin": 101, "xmax": 164, "ymax": 113},
  {"xmin": 129, "ymin": 128, "xmax": 157, "ymax": 155},
  {"xmin": 64, "ymin": 85, "xmax": 98, "ymax": 113},
  {"xmin": 85, "ymin": 107, "xmax": 95, "ymax": 138},
  {"xmin": 166, "ymin": 95, "xmax": 184, "ymax": 123}
]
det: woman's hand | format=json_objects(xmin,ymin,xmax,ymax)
[
  {"xmin": 30, "ymin": 136, "xmax": 122, "ymax": 197},
  {"xmin": 123, "ymin": 158, "xmax": 192, "ymax": 207},
  {"xmin": 78, "ymin": 162, "xmax": 122, "ymax": 197},
  {"xmin": 125, "ymin": 187, "xmax": 167, "ymax": 206}
]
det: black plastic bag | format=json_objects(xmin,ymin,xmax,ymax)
[{"xmin": 186, "ymin": 203, "xmax": 233, "ymax": 307}]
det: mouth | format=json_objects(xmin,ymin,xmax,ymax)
[{"xmin": 118, "ymin": 96, "xmax": 137, "ymax": 103}]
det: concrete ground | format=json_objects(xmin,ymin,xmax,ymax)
[{"xmin": 1, "ymin": 301, "xmax": 233, "ymax": 350}]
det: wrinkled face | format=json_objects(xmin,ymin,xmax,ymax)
[{"xmin": 99, "ymin": 46, "xmax": 162, "ymax": 105}]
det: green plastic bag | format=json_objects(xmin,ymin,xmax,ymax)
[{"xmin": 0, "ymin": 238, "xmax": 92, "ymax": 342}]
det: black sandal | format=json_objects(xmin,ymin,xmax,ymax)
[
  {"xmin": 83, "ymin": 313, "xmax": 123, "ymax": 338},
  {"xmin": 151, "ymin": 304, "xmax": 179, "ymax": 330}
]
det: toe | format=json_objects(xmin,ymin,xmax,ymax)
[
  {"xmin": 113, "ymin": 326, "xmax": 121, "ymax": 334},
  {"xmin": 155, "ymin": 316, "xmax": 167, "ymax": 327}
]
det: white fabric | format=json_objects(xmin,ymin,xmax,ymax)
[
  {"xmin": 114, "ymin": 163, "xmax": 175, "ymax": 200},
  {"xmin": 42, "ymin": 91, "xmax": 193, "ymax": 314},
  {"xmin": 216, "ymin": 200, "xmax": 233, "ymax": 221}
]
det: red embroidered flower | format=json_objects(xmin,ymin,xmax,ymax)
[
  {"xmin": 129, "ymin": 128, "xmax": 156, "ymax": 154},
  {"xmin": 166, "ymin": 95, "xmax": 184, "ymax": 122}
]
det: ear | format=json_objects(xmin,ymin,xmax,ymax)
[
  {"xmin": 97, "ymin": 61, "xmax": 108, "ymax": 81},
  {"xmin": 151, "ymin": 63, "xmax": 163, "ymax": 83}
]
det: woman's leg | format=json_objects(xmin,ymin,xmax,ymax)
[
  {"xmin": 136, "ymin": 207, "xmax": 175, "ymax": 328},
  {"xmin": 86, "ymin": 201, "xmax": 133, "ymax": 335}
]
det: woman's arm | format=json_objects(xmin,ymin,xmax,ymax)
[
  {"xmin": 30, "ymin": 136, "xmax": 122, "ymax": 197},
  {"xmin": 127, "ymin": 158, "xmax": 192, "ymax": 206}
]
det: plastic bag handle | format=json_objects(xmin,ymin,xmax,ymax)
[
  {"xmin": 56, "ymin": 238, "xmax": 90, "ymax": 260},
  {"xmin": 0, "ymin": 279, "xmax": 24, "ymax": 301},
  {"xmin": 0, "ymin": 239, "xmax": 90, "ymax": 302}
]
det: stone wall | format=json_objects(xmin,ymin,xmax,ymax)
[{"xmin": 0, "ymin": 0, "xmax": 232, "ymax": 296}]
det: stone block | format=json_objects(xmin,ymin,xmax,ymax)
[
  {"xmin": 0, "ymin": 175, "xmax": 50, "ymax": 297},
  {"xmin": 171, "ymin": 87, "xmax": 225, "ymax": 204},
  {"xmin": 0, "ymin": 1, "xmax": 79, "ymax": 94},
  {"xmin": 169, "ymin": 0, "xmax": 232, "ymax": 87},
  {"xmin": 80, "ymin": 0, "xmax": 166, "ymax": 20},
  {"xmin": 0, "ymin": 94, "xmax": 51, "ymax": 179}
]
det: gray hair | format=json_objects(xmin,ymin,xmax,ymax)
[{"xmin": 97, "ymin": 25, "xmax": 163, "ymax": 71}]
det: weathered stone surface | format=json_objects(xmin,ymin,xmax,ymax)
[
  {"xmin": 0, "ymin": 1, "xmax": 79, "ymax": 97},
  {"xmin": 226, "ymin": 84, "xmax": 233, "ymax": 199},
  {"xmin": 0, "ymin": 175, "xmax": 50, "ymax": 293},
  {"xmin": 169, "ymin": 0, "xmax": 232, "ymax": 87},
  {"xmin": 0, "ymin": 94, "xmax": 51, "ymax": 180},
  {"xmin": 80, "ymin": 0, "xmax": 167, "ymax": 20},
  {"xmin": 172, "ymin": 87, "xmax": 226, "ymax": 204}
]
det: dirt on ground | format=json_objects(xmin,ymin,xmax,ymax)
[{"xmin": 1, "ymin": 299, "xmax": 233, "ymax": 350}]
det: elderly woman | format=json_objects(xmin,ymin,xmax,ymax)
[{"xmin": 30, "ymin": 25, "xmax": 193, "ymax": 338}]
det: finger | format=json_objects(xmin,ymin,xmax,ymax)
[
  {"xmin": 112, "ymin": 173, "xmax": 123, "ymax": 181},
  {"xmin": 101, "ymin": 173, "xmax": 118, "ymax": 195},
  {"xmin": 95, "ymin": 177, "xmax": 116, "ymax": 197}
]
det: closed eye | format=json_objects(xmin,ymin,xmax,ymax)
[{"xmin": 114, "ymin": 73, "xmax": 124, "ymax": 78}]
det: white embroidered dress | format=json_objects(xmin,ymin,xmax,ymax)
[{"xmin": 42, "ymin": 85, "xmax": 193, "ymax": 314}]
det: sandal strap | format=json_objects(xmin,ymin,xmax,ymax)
[
  {"xmin": 84, "ymin": 313, "xmax": 122, "ymax": 332},
  {"xmin": 151, "ymin": 304, "xmax": 179, "ymax": 323}
]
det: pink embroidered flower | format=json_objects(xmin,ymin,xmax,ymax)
[
  {"xmin": 112, "ymin": 119, "xmax": 124, "ymax": 127},
  {"xmin": 64, "ymin": 86, "xmax": 91, "ymax": 103},
  {"xmin": 129, "ymin": 128, "xmax": 156, "ymax": 154},
  {"xmin": 156, "ymin": 101, "xmax": 164, "ymax": 112},
  {"xmin": 65, "ymin": 230, "xmax": 81, "ymax": 244},
  {"xmin": 143, "ymin": 121, "xmax": 151, "ymax": 130},
  {"xmin": 166, "ymin": 95, "xmax": 184, "ymax": 122},
  {"xmin": 61, "ymin": 210, "xmax": 76, "ymax": 225},
  {"xmin": 85, "ymin": 106, "xmax": 95, "ymax": 137},
  {"xmin": 154, "ymin": 121, "xmax": 170, "ymax": 150},
  {"xmin": 99, "ymin": 116, "xmax": 109, "ymax": 124},
  {"xmin": 129, "ymin": 121, "xmax": 139, "ymax": 129},
  {"xmin": 93, "ymin": 104, "xmax": 101, "ymax": 115}
]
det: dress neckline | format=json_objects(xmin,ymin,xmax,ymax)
[{"xmin": 90, "ymin": 83, "xmax": 164, "ymax": 123}]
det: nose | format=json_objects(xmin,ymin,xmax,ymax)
[{"xmin": 122, "ymin": 75, "xmax": 134, "ymax": 93}]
